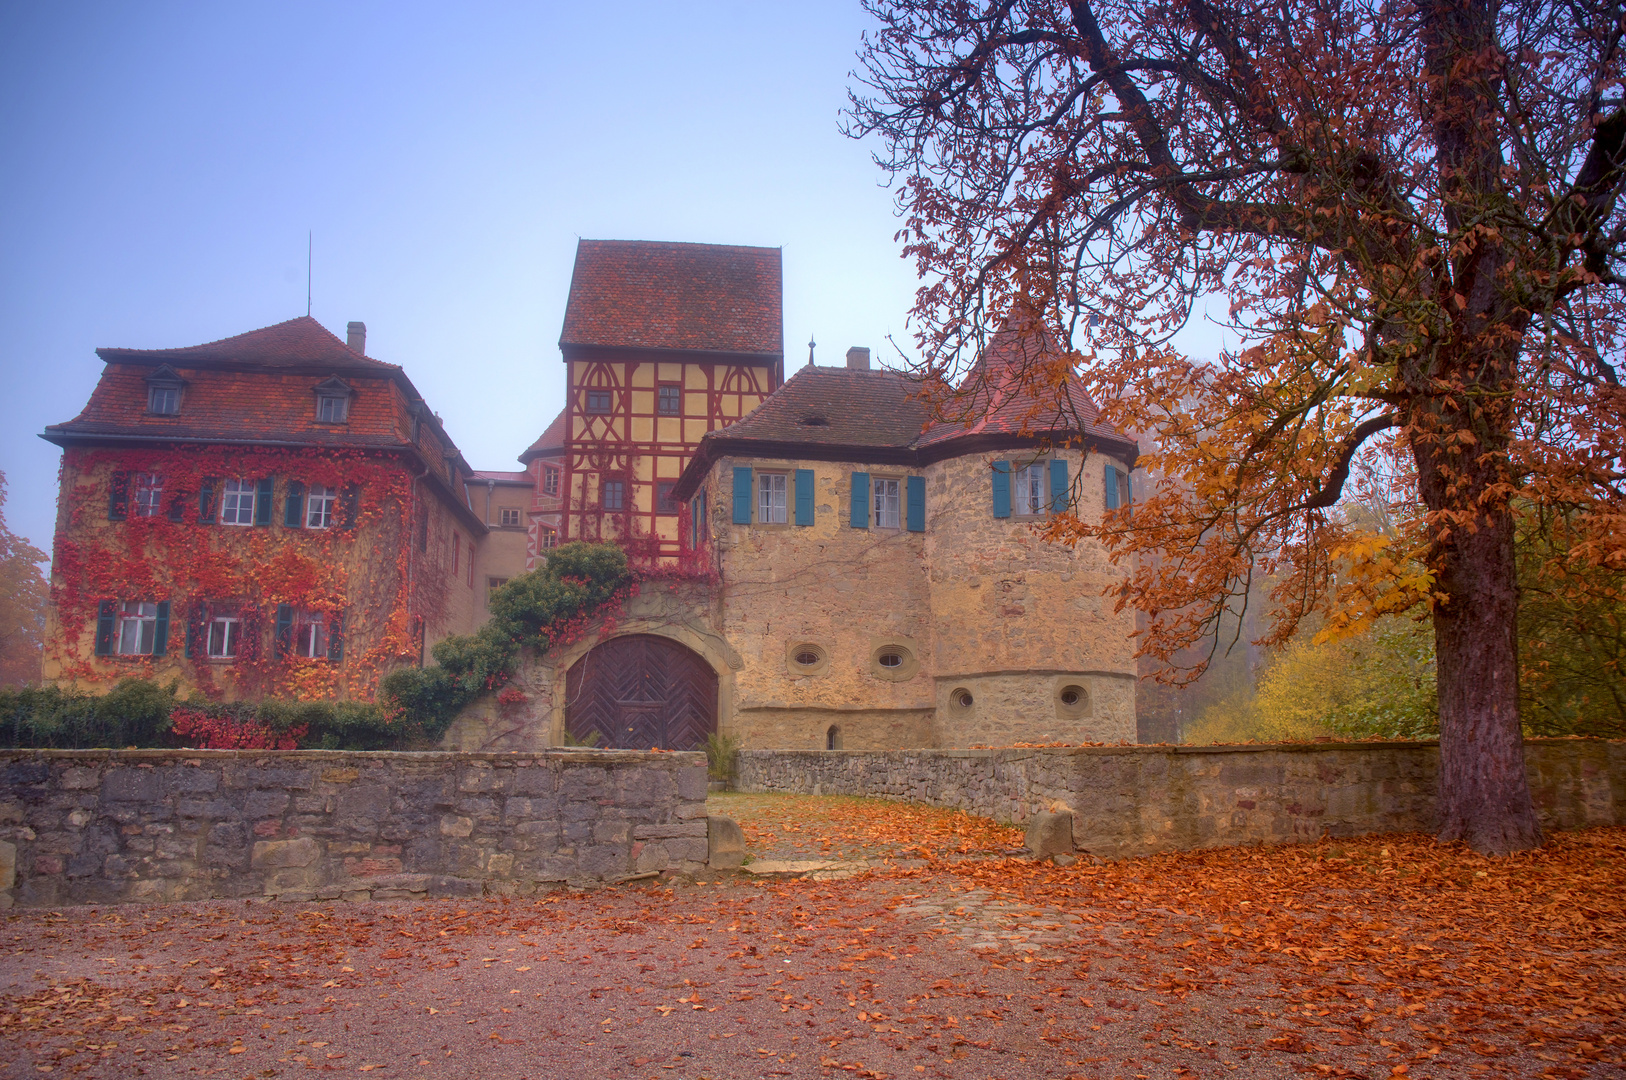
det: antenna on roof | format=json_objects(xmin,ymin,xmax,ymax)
[
  {"xmin": 807, "ymin": 333, "xmax": 816, "ymax": 367},
  {"xmin": 306, "ymin": 231, "xmax": 313, "ymax": 317}
]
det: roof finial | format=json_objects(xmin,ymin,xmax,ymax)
[{"xmin": 807, "ymin": 334, "xmax": 816, "ymax": 367}]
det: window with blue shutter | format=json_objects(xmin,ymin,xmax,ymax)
[
  {"xmin": 1104, "ymin": 462, "xmax": 1119, "ymax": 510},
  {"xmin": 284, "ymin": 481, "xmax": 305, "ymax": 527},
  {"xmin": 850, "ymin": 472, "xmax": 870, "ymax": 528},
  {"xmin": 992, "ymin": 461, "xmax": 1012, "ymax": 518},
  {"xmin": 94, "ymin": 601, "xmax": 116, "ymax": 656},
  {"xmin": 794, "ymin": 469, "xmax": 815, "ymax": 526},
  {"xmin": 198, "ymin": 479, "xmax": 217, "ymax": 524},
  {"xmin": 328, "ymin": 610, "xmax": 346, "ymax": 663},
  {"xmin": 152, "ymin": 601, "xmax": 170, "ymax": 656},
  {"xmin": 732, "ymin": 467, "xmax": 753, "ymax": 524},
  {"xmin": 274, "ymin": 604, "xmax": 293, "ymax": 659},
  {"xmin": 906, "ymin": 475, "xmax": 925, "ymax": 533},
  {"xmin": 1049, "ymin": 458, "xmax": 1070, "ymax": 514},
  {"xmin": 108, "ymin": 472, "xmax": 129, "ymax": 522},
  {"xmin": 255, "ymin": 478, "xmax": 274, "ymax": 526}
]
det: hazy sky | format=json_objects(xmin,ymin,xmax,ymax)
[{"xmin": 1, "ymin": 1, "xmax": 1230, "ymax": 563}]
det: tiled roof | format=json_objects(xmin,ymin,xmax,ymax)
[
  {"xmin": 95, "ymin": 316, "xmax": 400, "ymax": 374},
  {"xmin": 700, "ymin": 364, "xmax": 929, "ymax": 447},
  {"xmin": 559, "ymin": 240, "xmax": 782, "ymax": 356},
  {"xmin": 517, "ymin": 408, "xmax": 568, "ymax": 463},
  {"xmin": 469, "ymin": 470, "xmax": 530, "ymax": 483}
]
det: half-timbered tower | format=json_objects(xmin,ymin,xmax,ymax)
[{"xmin": 541, "ymin": 240, "xmax": 783, "ymax": 562}]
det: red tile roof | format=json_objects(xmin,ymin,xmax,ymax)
[
  {"xmin": 96, "ymin": 316, "xmax": 400, "ymax": 374},
  {"xmin": 560, "ymin": 240, "xmax": 782, "ymax": 357},
  {"xmin": 518, "ymin": 408, "xmax": 568, "ymax": 463},
  {"xmin": 469, "ymin": 470, "xmax": 530, "ymax": 483}
]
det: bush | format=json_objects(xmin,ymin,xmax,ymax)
[{"xmin": 0, "ymin": 678, "xmax": 178, "ymax": 749}]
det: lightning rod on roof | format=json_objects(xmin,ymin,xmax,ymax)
[
  {"xmin": 807, "ymin": 334, "xmax": 816, "ymax": 367},
  {"xmin": 307, "ymin": 231, "xmax": 313, "ymax": 317}
]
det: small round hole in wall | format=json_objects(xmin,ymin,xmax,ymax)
[
  {"xmin": 954, "ymin": 689, "xmax": 974, "ymax": 709},
  {"xmin": 947, "ymin": 686, "xmax": 976, "ymax": 719},
  {"xmin": 785, "ymin": 642, "xmax": 829, "ymax": 677},
  {"xmin": 1056, "ymin": 682, "xmax": 1091, "ymax": 720}
]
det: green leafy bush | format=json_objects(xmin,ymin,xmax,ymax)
[{"xmin": 0, "ymin": 678, "xmax": 179, "ymax": 749}]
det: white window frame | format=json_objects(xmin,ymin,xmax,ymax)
[
  {"xmin": 758, "ymin": 473, "xmax": 788, "ymax": 525},
  {"xmin": 540, "ymin": 527, "xmax": 559, "ymax": 550},
  {"xmin": 294, "ymin": 611, "xmax": 328, "ymax": 659},
  {"xmin": 316, "ymin": 394, "xmax": 348, "ymax": 423},
  {"xmin": 306, "ymin": 483, "xmax": 337, "ymax": 529},
  {"xmin": 873, "ymin": 477, "xmax": 902, "ymax": 529},
  {"xmin": 220, "ymin": 479, "xmax": 256, "ymax": 525},
  {"xmin": 148, "ymin": 385, "xmax": 180, "ymax": 415},
  {"xmin": 207, "ymin": 614, "xmax": 240, "ymax": 659},
  {"xmin": 116, "ymin": 601, "xmax": 158, "ymax": 656},
  {"xmin": 542, "ymin": 465, "xmax": 561, "ymax": 496},
  {"xmin": 1017, "ymin": 464, "xmax": 1047, "ymax": 516},
  {"xmin": 132, "ymin": 473, "xmax": 165, "ymax": 518}
]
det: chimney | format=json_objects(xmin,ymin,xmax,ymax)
[
  {"xmin": 845, "ymin": 346, "xmax": 871, "ymax": 370},
  {"xmin": 347, "ymin": 321, "xmax": 367, "ymax": 355}
]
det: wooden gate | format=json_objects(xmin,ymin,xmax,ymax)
[{"xmin": 564, "ymin": 634, "xmax": 718, "ymax": 750}]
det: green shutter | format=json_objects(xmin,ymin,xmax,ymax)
[
  {"xmin": 108, "ymin": 472, "xmax": 129, "ymax": 521},
  {"xmin": 167, "ymin": 496, "xmax": 185, "ymax": 523},
  {"xmin": 199, "ymin": 479, "xmax": 216, "ymax": 524},
  {"xmin": 850, "ymin": 472, "xmax": 870, "ymax": 528},
  {"xmin": 328, "ymin": 609, "xmax": 345, "ymax": 663},
  {"xmin": 274, "ymin": 603, "xmax": 293, "ymax": 659},
  {"xmin": 254, "ymin": 477, "xmax": 274, "ymax": 526},
  {"xmin": 94, "ymin": 601, "xmax": 116, "ymax": 656},
  {"xmin": 794, "ymin": 469, "xmax": 815, "ymax": 526},
  {"xmin": 284, "ymin": 481, "xmax": 305, "ymax": 527},
  {"xmin": 1104, "ymin": 463, "xmax": 1119, "ymax": 510},
  {"xmin": 992, "ymin": 461, "xmax": 1012, "ymax": 518},
  {"xmin": 1125, "ymin": 468, "xmax": 1133, "ymax": 507},
  {"xmin": 906, "ymin": 475, "xmax": 925, "ymax": 533},
  {"xmin": 152, "ymin": 601, "xmax": 170, "ymax": 657},
  {"xmin": 1048, "ymin": 458, "xmax": 1069, "ymax": 514},
  {"xmin": 341, "ymin": 485, "xmax": 359, "ymax": 530},
  {"xmin": 732, "ymin": 467, "xmax": 753, "ymax": 524}
]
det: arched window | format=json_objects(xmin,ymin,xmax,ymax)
[{"xmin": 826, "ymin": 725, "xmax": 842, "ymax": 751}]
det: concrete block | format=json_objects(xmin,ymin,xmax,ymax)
[
  {"xmin": 251, "ymin": 836, "xmax": 320, "ymax": 869},
  {"xmin": 707, "ymin": 816, "xmax": 745, "ymax": 870},
  {"xmin": 1025, "ymin": 811, "xmax": 1074, "ymax": 859}
]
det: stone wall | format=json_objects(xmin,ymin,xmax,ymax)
[
  {"xmin": 736, "ymin": 740, "xmax": 1626, "ymax": 856},
  {"xmin": 0, "ymin": 749, "xmax": 709, "ymax": 908}
]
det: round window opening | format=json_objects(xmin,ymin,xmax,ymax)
[
  {"xmin": 1060, "ymin": 688, "xmax": 1081, "ymax": 706},
  {"xmin": 954, "ymin": 689, "xmax": 974, "ymax": 709},
  {"xmin": 878, "ymin": 652, "xmax": 904, "ymax": 668},
  {"xmin": 794, "ymin": 651, "xmax": 821, "ymax": 667}
]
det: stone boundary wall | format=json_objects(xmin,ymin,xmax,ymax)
[
  {"xmin": 0, "ymin": 749, "xmax": 709, "ymax": 908},
  {"xmin": 736, "ymin": 740, "xmax": 1626, "ymax": 857}
]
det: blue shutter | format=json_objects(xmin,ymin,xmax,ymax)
[
  {"xmin": 794, "ymin": 469, "xmax": 815, "ymax": 526},
  {"xmin": 1048, "ymin": 458, "xmax": 1069, "ymax": 514},
  {"xmin": 1125, "ymin": 468, "xmax": 1133, "ymax": 507},
  {"xmin": 1104, "ymin": 463, "xmax": 1119, "ymax": 510},
  {"xmin": 107, "ymin": 472, "xmax": 129, "ymax": 522},
  {"xmin": 152, "ymin": 601, "xmax": 170, "ymax": 656},
  {"xmin": 284, "ymin": 481, "xmax": 305, "ymax": 527},
  {"xmin": 254, "ymin": 477, "xmax": 274, "ymax": 526},
  {"xmin": 274, "ymin": 604, "xmax": 293, "ymax": 659},
  {"xmin": 850, "ymin": 472, "xmax": 870, "ymax": 528},
  {"xmin": 731, "ymin": 467, "xmax": 753, "ymax": 524},
  {"xmin": 906, "ymin": 475, "xmax": 925, "ymax": 533},
  {"xmin": 992, "ymin": 461, "xmax": 1012, "ymax": 518},
  {"xmin": 94, "ymin": 601, "xmax": 116, "ymax": 656},
  {"xmin": 328, "ymin": 609, "xmax": 345, "ymax": 663},
  {"xmin": 198, "ymin": 480, "xmax": 216, "ymax": 524}
]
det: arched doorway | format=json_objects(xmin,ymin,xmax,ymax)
[{"xmin": 564, "ymin": 634, "xmax": 718, "ymax": 750}]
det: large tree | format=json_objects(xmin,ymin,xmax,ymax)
[{"xmin": 849, "ymin": 0, "xmax": 1626, "ymax": 852}]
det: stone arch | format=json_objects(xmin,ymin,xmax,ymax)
[{"xmin": 564, "ymin": 634, "xmax": 719, "ymax": 751}]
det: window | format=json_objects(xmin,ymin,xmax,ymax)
[
  {"xmin": 294, "ymin": 611, "xmax": 328, "ymax": 659},
  {"xmin": 316, "ymin": 394, "xmax": 348, "ymax": 423},
  {"xmin": 452, "ymin": 534, "xmax": 460, "ymax": 576},
  {"xmin": 305, "ymin": 483, "xmax": 337, "ymax": 528},
  {"xmin": 500, "ymin": 507, "xmax": 521, "ymax": 527},
  {"xmin": 689, "ymin": 491, "xmax": 707, "ymax": 547},
  {"xmin": 488, "ymin": 576, "xmax": 509, "ymax": 597},
  {"xmin": 602, "ymin": 478, "xmax": 625, "ymax": 510},
  {"xmin": 542, "ymin": 465, "xmax": 561, "ymax": 497},
  {"xmin": 207, "ymin": 611, "xmax": 241, "ymax": 659},
  {"xmin": 658, "ymin": 384, "xmax": 682, "ymax": 416},
  {"xmin": 1017, "ymin": 464, "xmax": 1047, "ymax": 515},
  {"xmin": 656, "ymin": 482, "xmax": 678, "ymax": 515},
  {"xmin": 220, "ymin": 479, "xmax": 256, "ymax": 525},
  {"xmin": 116, "ymin": 601, "xmax": 159, "ymax": 656},
  {"xmin": 539, "ymin": 526, "xmax": 559, "ymax": 550},
  {"xmin": 758, "ymin": 473, "xmax": 787, "ymax": 524},
  {"xmin": 873, "ymin": 477, "xmax": 901, "ymax": 528},
  {"xmin": 132, "ymin": 473, "xmax": 164, "ymax": 518},
  {"xmin": 586, "ymin": 389, "xmax": 612, "ymax": 414},
  {"xmin": 468, "ymin": 550, "xmax": 475, "ymax": 589},
  {"xmin": 148, "ymin": 385, "xmax": 180, "ymax": 415}
]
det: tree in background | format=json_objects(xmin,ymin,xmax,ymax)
[
  {"xmin": 0, "ymin": 471, "xmax": 48, "ymax": 687},
  {"xmin": 850, "ymin": 0, "xmax": 1626, "ymax": 851}
]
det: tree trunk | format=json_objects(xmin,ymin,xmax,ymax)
[{"xmin": 1424, "ymin": 475, "xmax": 1543, "ymax": 853}]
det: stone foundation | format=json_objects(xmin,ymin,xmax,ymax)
[
  {"xmin": 0, "ymin": 749, "xmax": 708, "ymax": 908},
  {"xmin": 735, "ymin": 739, "xmax": 1626, "ymax": 856}
]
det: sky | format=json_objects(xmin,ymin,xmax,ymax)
[{"xmin": 0, "ymin": 1, "xmax": 1230, "ymax": 565}]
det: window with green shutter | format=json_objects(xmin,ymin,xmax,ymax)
[
  {"xmin": 992, "ymin": 461, "xmax": 1012, "ymax": 518},
  {"xmin": 850, "ymin": 472, "xmax": 870, "ymax": 528},
  {"xmin": 1048, "ymin": 458, "xmax": 1070, "ymax": 513},
  {"xmin": 284, "ymin": 481, "xmax": 305, "ymax": 527},
  {"xmin": 794, "ymin": 469, "xmax": 815, "ymax": 526},
  {"xmin": 906, "ymin": 475, "xmax": 925, "ymax": 532},
  {"xmin": 732, "ymin": 467, "xmax": 753, "ymax": 524}
]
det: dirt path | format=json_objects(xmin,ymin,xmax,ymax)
[{"xmin": 1, "ymin": 797, "xmax": 1621, "ymax": 1080}]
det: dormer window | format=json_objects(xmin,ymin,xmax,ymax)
[
  {"xmin": 313, "ymin": 377, "xmax": 352, "ymax": 424},
  {"xmin": 146, "ymin": 365, "xmax": 184, "ymax": 415}
]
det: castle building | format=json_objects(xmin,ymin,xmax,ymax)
[{"xmin": 42, "ymin": 239, "xmax": 1139, "ymax": 747}]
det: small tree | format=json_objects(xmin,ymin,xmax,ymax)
[
  {"xmin": 0, "ymin": 471, "xmax": 48, "ymax": 687},
  {"xmin": 850, "ymin": 0, "xmax": 1626, "ymax": 852}
]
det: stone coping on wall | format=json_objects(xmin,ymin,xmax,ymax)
[{"xmin": 0, "ymin": 748, "xmax": 710, "ymax": 909}]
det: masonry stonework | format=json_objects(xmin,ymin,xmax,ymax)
[{"xmin": 0, "ymin": 749, "xmax": 709, "ymax": 908}]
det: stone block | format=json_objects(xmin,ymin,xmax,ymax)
[
  {"xmin": 167, "ymin": 769, "xmax": 220, "ymax": 794},
  {"xmin": 102, "ymin": 769, "xmax": 159, "ymax": 802},
  {"xmin": 593, "ymin": 819, "xmax": 631, "ymax": 845},
  {"xmin": 335, "ymin": 785, "xmax": 390, "ymax": 826},
  {"xmin": 1025, "ymin": 811, "xmax": 1074, "ymax": 858},
  {"xmin": 677, "ymin": 765, "xmax": 709, "ymax": 802},
  {"xmin": 242, "ymin": 790, "xmax": 290, "ymax": 819},
  {"xmin": 666, "ymin": 837, "xmax": 709, "ymax": 863},
  {"xmin": 707, "ymin": 816, "xmax": 745, "ymax": 870},
  {"xmin": 634, "ymin": 841, "xmax": 670, "ymax": 873},
  {"xmin": 632, "ymin": 821, "xmax": 708, "ymax": 840},
  {"xmin": 60, "ymin": 768, "xmax": 100, "ymax": 791},
  {"xmin": 0, "ymin": 839, "xmax": 14, "ymax": 892},
  {"xmin": 251, "ymin": 836, "xmax": 320, "ymax": 869},
  {"xmin": 440, "ymin": 815, "xmax": 474, "ymax": 838}
]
